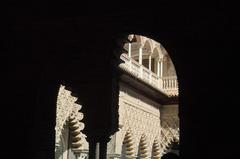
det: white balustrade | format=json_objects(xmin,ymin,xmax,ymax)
[
  {"xmin": 131, "ymin": 59, "xmax": 141, "ymax": 77},
  {"xmin": 162, "ymin": 76, "xmax": 178, "ymax": 96},
  {"xmin": 151, "ymin": 73, "xmax": 159, "ymax": 87},
  {"xmin": 142, "ymin": 66, "xmax": 151, "ymax": 82},
  {"xmin": 119, "ymin": 53, "xmax": 178, "ymax": 96}
]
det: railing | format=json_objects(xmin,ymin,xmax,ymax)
[
  {"xmin": 142, "ymin": 66, "xmax": 151, "ymax": 82},
  {"xmin": 119, "ymin": 53, "xmax": 178, "ymax": 96},
  {"xmin": 131, "ymin": 58, "xmax": 141, "ymax": 77},
  {"xmin": 162, "ymin": 76, "xmax": 178, "ymax": 96},
  {"xmin": 151, "ymin": 73, "xmax": 159, "ymax": 88}
]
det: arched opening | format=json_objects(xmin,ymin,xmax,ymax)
[
  {"xmin": 119, "ymin": 34, "xmax": 178, "ymax": 96},
  {"xmin": 54, "ymin": 34, "xmax": 179, "ymax": 159},
  {"xmin": 141, "ymin": 40, "xmax": 152, "ymax": 69},
  {"xmin": 117, "ymin": 34, "xmax": 179, "ymax": 159},
  {"xmin": 10, "ymin": 6, "xmax": 231, "ymax": 159},
  {"xmin": 55, "ymin": 85, "xmax": 88, "ymax": 159},
  {"xmin": 150, "ymin": 47, "xmax": 161, "ymax": 74}
]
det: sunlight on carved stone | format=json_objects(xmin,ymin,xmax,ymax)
[{"xmin": 55, "ymin": 85, "xmax": 88, "ymax": 159}]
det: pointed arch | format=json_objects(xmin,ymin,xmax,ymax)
[
  {"xmin": 152, "ymin": 47, "xmax": 161, "ymax": 59},
  {"xmin": 141, "ymin": 40, "xmax": 153, "ymax": 69},
  {"xmin": 55, "ymin": 85, "xmax": 86, "ymax": 156},
  {"xmin": 142, "ymin": 39, "xmax": 153, "ymax": 56},
  {"xmin": 148, "ymin": 47, "xmax": 161, "ymax": 74}
]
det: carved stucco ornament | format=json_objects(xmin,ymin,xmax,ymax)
[{"xmin": 55, "ymin": 85, "xmax": 84, "ymax": 151}]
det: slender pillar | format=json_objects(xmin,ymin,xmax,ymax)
[
  {"xmin": 160, "ymin": 59, "xmax": 163, "ymax": 77},
  {"xmin": 139, "ymin": 46, "xmax": 143, "ymax": 78},
  {"xmin": 139, "ymin": 46, "xmax": 142, "ymax": 65},
  {"xmin": 128, "ymin": 43, "xmax": 131, "ymax": 58},
  {"xmin": 148, "ymin": 55, "xmax": 152, "ymax": 71},
  {"xmin": 157, "ymin": 58, "xmax": 164, "ymax": 89},
  {"xmin": 128, "ymin": 43, "xmax": 132, "ymax": 71},
  {"xmin": 99, "ymin": 141, "xmax": 108, "ymax": 159},
  {"xmin": 157, "ymin": 59, "xmax": 160, "ymax": 77},
  {"xmin": 96, "ymin": 142, "xmax": 100, "ymax": 159},
  {"xmin": 88, "ymin": 140, "xmax": 98, "ymax": 159},
  {"xmin": 149, "ymin": 55, "xmax": 152, "ymax": 83}
]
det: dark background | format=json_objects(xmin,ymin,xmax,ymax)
[{"xmin": 6, "ymin": 1, "xmax": 239, "ymax": 159}]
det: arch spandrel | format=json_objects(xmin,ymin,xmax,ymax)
[
  {"xmin": 142, "ymin": 39, "xmax": 153, "ymax": 57},
  {"xmin": 152, "ymin": 47, "xmax": 161, "ymax": 59}
]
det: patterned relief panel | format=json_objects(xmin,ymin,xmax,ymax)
[
  {"xmin": 159, "ymin": 105, "xmax": 179, "ymax": 156},
  {"xmin": 107, "ymin": 83, "xmax": 162, "ymax": 158},
  {"xmin": 107, "ymin": 83, "xmax": 179, "ymax": 159},
  {"xmin": 55, "ymin": 85, "xmax": 89, "ymax": 158},
  {"xmin": 160, "ymin": 117, "xmax": 179, "ymax": 156}
]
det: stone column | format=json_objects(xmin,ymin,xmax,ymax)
[
  {"xmin": 139, "ymin": 46, "xmax": 143, "ymax": 65},
  {"xmin": 88, "ymin": 140, "xmax": 98, "ymax": 159},
  {"xmin": 128, "ymin": 43, "xmax": 131, "ymax": 58},
  {"xmin": 149, "ymin": 55, "xmax": 152, "ymax": 83},
  {"xmin": 96, "ymin": 142, "xmax": 100, "ymax": 159},
  {"xmin": 157, "ymin": 59, "xmax": 160, "ymax": 77},
  {"xmin": 160, "ymin": 59, "xmax": 163, "ymax": 77},
  {"xmin": 128, "ymin": 43, "xmax": 132, "ymax": 71},
  {"xmin": 157, "ymin": 58, "xmax": 164, "ymax": 89},
  {"xmin": 149, "ymin": 55, "xmax": 152, "ymax": 71},
  {"xmin": 88, "ymin": 137, "xmax": 111, "ymax": 159},
  {"xmin": 99, "ymin": 140, "xmax": 108, "ymax": 159},
  {"xmin": 139, "ymin": 45, "xmax": 143, "ymax": 78},
  {"xmin": 157, "ymin": 58, "xmax": 164, "ymax": 78}
]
